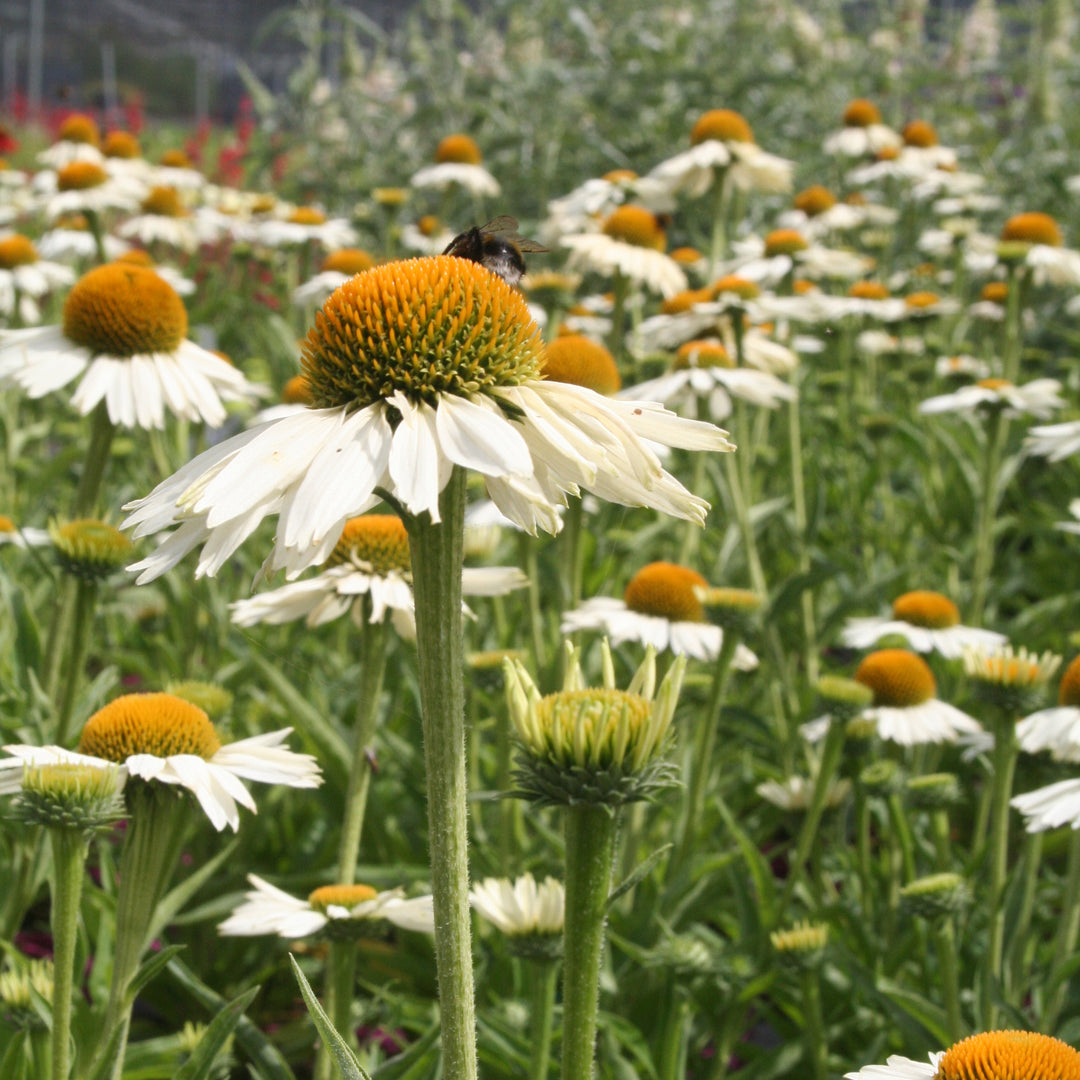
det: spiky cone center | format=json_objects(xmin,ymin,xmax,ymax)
[
  {"xmin": 903, "ymin": 120, "xmax": 939, "ymax": 147},
  {"xmin": 763, "ymin": 229, "xmax": 808, "ymax": 257},
  {"xmin": 982, "ymin": 281, "xmax": 1009, "ymax": 303},
  {"xmin": 661, "ymin": 287, "xmax": 713, "ymax": 315},
  {"xmin": 905, "ymin": 291, "xmax": 941, "ymax": 310},
  {"xmin": 307, "ymin": 883, "xmax": 379, "ymax": 913},
  {"xmin": 321, "ymin": 248, "xmax": 374, "ymax": 275},
  {"xmin": 281, "ymin": 374, "xmax": 313, "ymax": 405},
  {"xmin": 770, "ymin": 920, "xmax": 828, "ymax": 966},
  {"xmin": 624, "ymin": 562, "xmax": 707, "ymax": 623},
  {"xmin": 842, "ymin": 98, "xmax": 882, "ymax": 128},
  {"xmin": 670, "ymin": 246, "xmax": 703, "ymax": 265},
  {"xmin": 892, "ymin": 590, "xmax": 960, "ymax": 629},
  {"xmin": 164, "ymin": 680, "xmax": 234, "ymax": 718},
  {"xmin": 690, "ymin": 108, "xmax": 754, "ymax": 145},
  {"xmin": 0, "ymin": 235, "xmax": 39, "ymax": 268},
  {"xmin": 1058, "ymin": 655, "xmax": 1080, "ymax": 706},
  {"xmin": 899, "ymin": 872, "xmax": 967, "ymax": 921},
  {"xmin": 327, "ymin": 514, "xmax": 411, "ymax": 573},
  {"xmin": 434, "ymin": 133, "xmax": 482, "ymax": 164},
  {"xmin": 1001, "ymin": 212, "xmax": 1062, "ymax": 248},
  {"xmin": 78, "ymin": 693, "xmax": 221, "ymax": 761},
  {"xmin": 855, "ymin": 649, "xmax": 936, "ymax": 708},
  {"xmin": 673, "ymin": 340, "xmax": 732, "ymax": 371},
  {"xmin": 935, "ymin": 1031, "xmax": 1080, "ymax": 1080},
  {"xmin": 794, "ymin": 185, "xmax": 837, "ymax": 217},
  {"xmin": 50, "ymin": 518, "xmax": 132, "ymax": 579},
  {"xmin": 63, "ymin": 264, "xmax": 187, "ymax": 357},
  {"xmin": 56, "ymin": 161, "xmax": 108, "ymax": 192},
  {"xmin": 58, "ymin": 114, "xmax": 100, "ymax": 146},
  {"xmin": 301, "ymin": 255, "xmax": 542, "ymax": 410},
  {"xmin": 711, "ymin": 275, "xmax": 760, "ymax": 301},
  {"xmin": 848, "ymin": 280, "xmax": 890, "ymax": 300},
  {"xmin": 141, "ymin": 186, "xmax": 185, "ymax": 218},
  {"xmin": 289, "ymin": 206, "xmax": 326, "ymax": 226},
  {"xmin": 160, "ymin": 149, "xmax": 192, "ymax": 168},
  {"xmin": 103, "ymin": 130, "xmax": 141, "ymax": 158},
  {"xmin": 13, "ymin": 763, "xmax": 126, "ymax": 832},
  {"xmin": 906, "ymin": 772, "xmax": 962, "ymax": 809},
  {"xmin": 602, "ymin": 205, "xmax": 666, "ymax": 251},
  {"xmin": 373, "ymin": 187, "xmax": 409, "ymax": 206},
  {"xmin": 541, "ymin": 334, "xmax": 621, "ymax": 394}
]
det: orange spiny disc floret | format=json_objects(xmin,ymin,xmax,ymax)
[
  {"xmin": 848, "ymin": 281, "xmax": 890, "ymax": 300},
  {"xmin": 417, "ymin": 215, "xmax": 441, "ymax": 237},
  {"xmin": 141, "ymin": 186, "xmax": 184, "ymax": 217},
  {"xmin": 321, "ymin": 249, "xmax": 375, "ymax": 275},
  {"xmin": 624, "ymin": 562, "xmax": 708, "ymax": 623},
  {"xmin": 103, "ymin": 130, "xmax": 141, "ymax": 158},
  {"xmin": 78, "ymin": 692, "xmax": 221, "ymax": 761},
  {"xmin": 56, "ymin": 161, "xmax": 108, "ymax": 191},
  {"xmin": 977, "ymin": 377, "xmax": 1012, "ymax": 391},
  {"xmin": 0, "ymin": 235, "xmax": 39, "ymax": 268},
  {"xmin": 934, "ymin": 1030, "xmax": 1080, "ymax": 1080},
  {"xmin": 327, "ymin": 515, "xmax": 410, "ymax": 573},
  {"xmin": 981, "ymin": 281, "xmax": 1008, "ymax": 303},
  {"xmin": 435, "ymin": 134, "xmax": 482, "ymax": 165},
  {"xmin": 602, "ymin": 206, "xmax": 666, "ymax": 251},
  {"xmin": 843, "ymin": 99, "xmax": 882, "ymax": 128},
  {"xmin": 281, "ymin": 374, "xmax": 313, "ymax": 404},
  {"xmin": 674, "ymin": 341, "xmax": 732, "ymax": 369},
  {"xmin": 793, "ymin": 185, "xmax": 837, "ymax": 217},
  {"xmin": 289, "ymin": 206, "xmax": 326, "ymax": 226},
  {"xmin": 160, "ymin": 149, "xmax": 192, "ymax": 168},
  {"xmin": 1059, "ymin": 655, "xmax": 1080, "ymax": 707},
  {"xmin": 308, "ymin": 884, "xmax": 379, "ymax": 911},
  {"xmin": 892, "ymin": 591, "xmax": 960, "ymax": 630},
  {"xmin": 661, "ymin": 287, "xmax": 712, "ymax": 314},
  {"xmin": 670, "ymin": 246, "xmax": 703, "ymax": 265},
  {"xmin": 854, "ymin": 650, "xmax": 936, "ymax": 707},
  {"xmin": 877, "ymin": 145, "xmax": 901, "ymax": 161},
  {"xmin": 902, "ymin": 120, "xmax": 939, "ymax": 147},
  {"xmin": 58, "ymin": 114, "xmax": 100, "ymax": 146},
  {"xmin": 690, "ymin": 109, "xmax": 754, "ymax": 146},
  {"xmin": 793, "ymin": 279, "xmax": 818, "ymax": 295},
  {"xmin": 905, "ymin": 291, "xmax": 940, "ymax": 309},
  {"xmin": 602, "ymin": 168, "xmax": 638, "ymax": 183},
  {"xmin": 711, "ymin": 275, "xmax": 760, "ymax": 300},
  {"xmin": 763, "ymin": 229, "xmax": 808, "ymax": 257},
  {"xmin": 62, "ymin": 263, "xmax": 187, "ymax": 357},
  {"xmin": 1000, "ymin": 212, "xmax": 1062, "ymax": 247},
  {"xmin": 541, "ymin": 335, "xmax": 621, "ymax": 394},
  {"xmin": 301, "ymin": 256, "xmax": 542, "ymax": 410}
]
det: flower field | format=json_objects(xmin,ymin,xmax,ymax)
[{"xmin": 2, "ymin": 1, "xmax": 1080, "ymax": 1078}]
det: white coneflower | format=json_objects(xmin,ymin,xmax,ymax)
[
  {"xmin": 824, "ymin": 99, "xmax": 902, "ymax": 158},
  {"xmin": 919, "ymin": 377, "xmax": 1065, "ymax": 421},
  {"xmin": 116, "ymin": 186, "xmax": 199, "ymax": 252},
  {"xmin": 410, "ymin": 134, "xmax": 500, "ymax": 197},
  {"xmin": 254, "ymin": 205, "xmax": 358, "ymax": 249},
  {"xmin": 38, "ymin": 160, "xmax": 146, "ymax": 220},
  {"xmin": 470, "ymin": 873, "xmax": 564, "ymax": 937}
]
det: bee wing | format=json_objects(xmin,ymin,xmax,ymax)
[
  {"xmin": 513, "ymin": 238, "xmax": 549, "ymax": 253},
  {"xmin": 479, "ymin": 214, "xmax": 520, "ymax": 235}
]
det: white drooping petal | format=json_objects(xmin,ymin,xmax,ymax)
[
  {"xmin": 435, "ymin": 392, "xmax": 532, "ymax": 477},
  {"xmin": 388, "ymin": 392, "xmax": 450, "ymax": 521}
]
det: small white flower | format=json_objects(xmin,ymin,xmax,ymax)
[
  {"xmin": 824, "ymin": 124, "xmax": 902, "ymax": 158},
  {"xmin": 470, "ymin": 873, "xmax": 564, "ymax": 936},
  {"xmin": 218, "ymin": 874, "xmax": 435, "ymax": 937},
  {"xmin": 410, "ymin": 162, "xmax": 500, "ymax": 197},
  {"xmin": 756, "ymin": 775, "xmax": 851, "ymax": 811},
  {"xmin": 1025, "ymin": 244, "xmax": 1080, "ymax": 287},
  {"xmin": 934, "ymin": 354, "xmax": 990, "ymax": 380},
  {"xmin": 1016, "ymin": 707, "xmax": 1080, "ymax": 762},
  {"xmin": 1013, "ymin": 779, "xmax": 1080, "ymax": 832},
  {"xmin": 36, "ymin": 228, "xmax": 130, "ymax": 263},
  {"xmin": 840, "ymin": 618, "xmax": 1005, "ymax": 660},
  {"xmin": 561, "ymin": 231, "xmax": 687, "ymax": 298},
  {"xmin": 254, "ymin": 216, "xmax": 358, "ymax": 250},
  {"xmin": 1024, "ymin": 419, "xmax": 1080, "ymax": 462},
  {"xmin": 844, "ymin": 1052, "xmax": 941, "ymax": 1080},
  {"xmin": 918, "ymin": 378, "xmax": 1065, "ymax": 421},
  {"xmin": 1056, "ymin": 499, "xmax": 1080, "ymax": 536}
]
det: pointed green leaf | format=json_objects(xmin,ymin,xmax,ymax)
[{"xmin": 173, "ymin": 985, "xmax": 261, "ymax": 1080}]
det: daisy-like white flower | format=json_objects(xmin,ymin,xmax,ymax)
[
  {"xmin": 919, "ymin": 377, "xmax": 1064, "ymax": 421},
  {"xmin": 36, "ymin": 219, "xmax": 131, "ymax": 263},
  {"xmin": 0, "ymin": 693, "xmax": 322, "ymax": 832},
  {"xmin": 1024, "ymin": 419, "xmax": 1080, "ymax": 462},
  {"xmin": 1016, "ymin": 655, "xmax": 1080, "ymax": 760},
  {"xmin": 1056, "ymin": 499, "xmax": 1080, "ymax": 536},
  {"xmin": 218, "ymin": 874, "xmax": 434, "ymax": 937},
  {"xmin": 0, "ymin": 262, "xmax": 264, "ymax": 430},
  {"xmin": 543, "ymin": 170, "xmax": 674, "ymax": 241},
  {"xmin": 471, "ymin": 873, "xmax": 565, "ymax": 937},
  {"xmin": 845, "ymin": 1030, "xmax": 1080, "ymax": 1080},
  {"xmin": 561, "ymin": 562, "xmax": 758, "ymax": 668},
  {"xmin": 0, "ymin": 514, "xmax": 50, "ymax": 548},
  {"xmin": 998, "ymin": 212, "xmax": 1080, "ymax": 286},
  {"xmin": 122, "ymin": 256, "xmax": 733, "ymax": 582},
  {"xmin": 840, "ymin": 590, "xmax": 1006, "ymax": 659},
  {"xmin": 401, "ymin": 215, "xmax": 455, "ymax": 255},
  {"xmin": 823, "ymin": 99, "xmax": 902, "ymax": 158},
  {"xmin": 935, "ymin": 354, "xmax": 991, "ymax": 380},
  {"xmin": 620, "ymin": 339, "xmax": 796, "ymax": 421},
  {"xmin": 900, "ymin": 290, "xmax": 963, "ymax": 320},
  {"xmin": 228, "ymin": 513, "xmax": 526, "ymax": 630},
  {"xmin": 37, "ymin": 160, "xmax": 146, "ymax": 221},
  {"xmin": 254, "ymin": 206, "xmax": 358, "ymax": 250},
  {"xmin": 291, "ymin": 248, "xmax": 375, "ymax": 308},
  {"xmin": 562, "ymin": 205, "xmax": 688, "ymax": 299},
  {"xmin": 803, "ymin": 649, "xmax": 982, "ymax": 746},
  {"xmin": 37, "ymin": 115, "xmax": 105, "ymax": 169},
  {"xmin": 0, "ymin": 234, "xmax": 75, "ymax": 300},
  {"xmin": 756, "ymin": 774, "xmax": 851, "ymax": 811},
  {"xmin": 410, "ymin": 134, "xmax": 500, "ymax": 198},
  {"xmin": 116, "ymin": 185, "xmax": 199, "ymax": 252}
]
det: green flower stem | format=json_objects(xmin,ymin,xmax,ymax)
[
  {"xmin": 970, "ymin": 408, "xmax": 1009, "ymax": 627},
  {"xmin": 778, "ymin": 718, "xmax": 847, "ymax": 919},
  {"xmin": 1001, "ymin": 266, "xmax": 1025, "ymax": 384},
  {"xmin": 48, "ymin": 829, "xmax": 87, "ymax": 1080},
  {"xmin": 934, "ymin": 917, "xmax": 964, "ymax": 1044},
  {"xmin": 1006, "ymin": 830, "xmax": 1042, "ymax": 1004},
  {"xmin": 886, "ymin": 792, "xmax": 917, "ymax": 884},
  {"xmin": 609, "ymin": 271, "xmax": 629, "ymax": 359},
  {"xmin": 337, "ymin": 614, "xmax": 388, "ymax": 886},
  {"xmin": 316, "ymin": 940, "xmax": 360, "ymax": 1080},
  {"xmin": 786, "ymin": 389, "xmax": 818, "ymax": 686},
  {"xmin": 1044, "ymin": 830, "xmax": 1080, "ymax": 1033},
  {"xmin": 563, "ymin": 499, "xmax": 586, "ymax": 613},
  {"xmin": 800, "ymin": 968, "xmax": 826, "ymax": 1080},
  {"xmin": 678, "ymin": 393, "xmax": 713, "ymax": 564},
  {"xmin": 723, "ymin": 451, "xmax": 765, "ymax": 596},
  {"xmin": 855, "ymin": 787, "xmax": 874, "ymax": 921},
  {"xmin": 517, "ymin": 533, "xmax": 547, "ymax": 672},
  {"xmin": 673, "ymin": 630, "xmax": 739, "ymax": 873},
  {"xmin": 932, "ymin": 809, "xmax": 952, "ymax": 871},
  {"xmin": 99, "ymin": 785, "xmax": 189, "ymax": 1079},
  {"xmin": 404, "ymin": 467, "xmax": 477, "ymax": 1080},
  {"xmin": 53, "ymin": 579, "xmax": 98, "ymax": 747},
  {"xmin": 981, "ymin": 717, "xmax": 1018, "ymax": 1029},
  {"xmin": 85, "ymin": 209, "xmax": 108, "ymax": 265},
  {"xmin": 528, "ymin": 959, "xmax": 559, "ymax": 1080},
  {"xmin": 561, "ymin": 804, "xmax": 618, "ymax": 1080},
  {"xmin": 74, "ymin": 401, "xmax": 117, "ymax": 518},
  {"xmin": 706, "ymin": 168, "xmax": 731, "ymax": 276},
  {"xmin": 657, "ymin": 989, "xmax": 690, "ymax": 1080}
]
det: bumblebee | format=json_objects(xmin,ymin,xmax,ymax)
[{"xmin": 442, "ymin": 215, "xmax": 547, "ymax": 287}]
